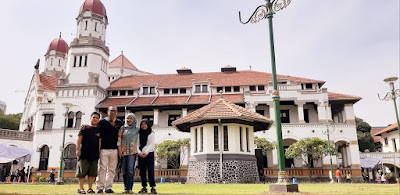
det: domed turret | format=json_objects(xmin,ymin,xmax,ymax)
[
  {"xmin": 44, "ymin": 34, "xmax": 69, "ymax": 78},
  {"xmin": 79, "ymin": 0, "xmax": 107, "ymax": 16}
]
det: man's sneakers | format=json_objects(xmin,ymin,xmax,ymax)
[
  {"xmin": 138, "ymin": 187, "xmax": 147, "ymax": 194},
  {"xmin": 105, "ymin": 189, "xmax": 115, "ymax": 193},
  {"xmin": 151, "ymin": 187, "xmax": 157, "ymax": 194},
  {"xmin": 97, "ymin": 189, "xmax": 103, "ymax": 194}
]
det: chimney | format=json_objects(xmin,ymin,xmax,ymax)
[
  {"xmin": 177, "ymin": 67, "xmax": 192, "ymax": 75},
  {"xmin": 221, "ymin": 65, "xmax": 236, "ymax": 73}
]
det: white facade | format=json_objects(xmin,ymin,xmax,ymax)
[{"xmin": 380, "ymin": 129, "xmax": 399, "ymax": 153}]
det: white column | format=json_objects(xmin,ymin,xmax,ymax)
[
  {"xmin": 344, "ymin": 104, "xmax": 355, "ymax": 124},
  {"xmin": 297, "ymin": 103, "xmax": 305, "ymax": 123},
  {"xmin": 346, "ymin": 145, "xmax": 352, "ymax": 166},
  {"xmin": 327, "ymin": 105, "xmax": 333, "ymax": 122},
  {"xmin": 182, "ymin": 108, "xmax": 188, "ymax": 117},
  {"xmin": 317, "ymin": 105, "xmax": 327, "ymax": 123},
  {"xmin": 272, "ymin": 148, "xmax": 278, "ymax": 168},
  {"xmin": 153, "ymin": 109, "xmax": 159, "ymax": 127},
  {"xmin": 268, "ymin": 103, "xmax": 275, "ymax": 121},
  {"xmin": 341, "ymin": 147, "xmax": 348, "ymax": 167}
]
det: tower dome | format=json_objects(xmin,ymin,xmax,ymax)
[
  {"xmin": 46, "ymin": 35, "xmax": 69, "ymax": 54},
  {"xmin": 80, "ymin": 0, "xmax": 107, "ymax": 16}
]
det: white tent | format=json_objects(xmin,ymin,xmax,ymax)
[{"xmin": 0, "ymin": 144, "xmax": 34, "ymax": 163}]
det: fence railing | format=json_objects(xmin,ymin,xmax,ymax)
[
  {"xmin": 0, "ymin": 129, "xmax": 33, "ymax": 141},
  {"xmin": 360, "ymin": 152, "xmax": 400, "ymax": 159},
  {"xmin": 262, "ymin": 168, "xmax": 361, "ymax": 177}
]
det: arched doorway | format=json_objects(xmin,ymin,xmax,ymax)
[
  {"xmin": 335, "ymin": 141, "xmax": 351, "ymax": 168},
  {"xmin": 64, "ymin": 144, "xmax": 77, "ymax": 170},
  {"xmin": 39, "ymin": 145, "xmax": 49, "ymax": 171},
  {"xmin": 283, "ymin": 138, "xmax": 297, "ymax": 168}
]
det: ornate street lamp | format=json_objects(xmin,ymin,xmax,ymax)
[
  {"xmin": 239, "ymin": 0, "xmax": 292, "ymax": 185},
  {"xmin": 57, "ymin": 103, "xmax": 74, "ymax": 185},
  {"xmin": 378, "ymin": 77, "xmax": 400, "ymax": 142}
]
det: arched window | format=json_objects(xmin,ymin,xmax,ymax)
[
  {"xmin": 39, "ymin": 145, "xmax": 49, "ymax": 171},
  {"xmin": 75, "ymin": 112, "xmax": 82, "ymax": 128},
  {"xmin": 67, "ymin": 112, "xmax": 74, "ymax": 128},
  {"xmin": 64, "ymin": 144, "xmax": 77, "ymax": 170}
]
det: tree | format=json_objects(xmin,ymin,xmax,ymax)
[
  {"xmin": 254, "ymin": 137, "xmax": 275, "ymax": 156},
  {"xmin": 156, "ymin": 138, "xmax": 190, "ymax": 182},
  {"xmin": 356, "ymin": 117, "xmax": 371, "ymax": 133},
  {"xmin": 285, "ymin": 137, "xmax": 335, "ymax": 179},
  {"xmin": 0, "ymin": 112, "xmax": 22, "ymax": 130},
  {"xmin": 355, "ymin": 117, "xmax": 375, "ymax": 152}
]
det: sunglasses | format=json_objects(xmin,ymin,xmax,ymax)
[{"xmin": 109, "ymin": 110, "xmax": 117, "ymax": 112}]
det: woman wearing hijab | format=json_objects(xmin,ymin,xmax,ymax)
[
  {"xmin": 118, "ymin": 113, "xmax": 139, "ymax": 194},
  {"xmin": 137, "ymin": 119, "xmax": 157, "ymax": 194}
]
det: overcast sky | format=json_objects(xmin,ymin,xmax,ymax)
[{"xmin": 0, "ymin": 0, "xmax": 398, "ymax": 126}]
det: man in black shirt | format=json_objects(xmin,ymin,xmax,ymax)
[
  {"xmin": 76, "ymin": 112, "xmax": 101, "ymax": 194},
  {"xmin": 96, "ymin": 106, "xmax": 123, "ymax": 194}
]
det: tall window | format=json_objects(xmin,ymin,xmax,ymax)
[
  {"xmin": 304, "ymin": 109, "xmax": 309, "ymax": 123},
  {"xmin": 39, "ymin": 145, "xmax": 49, "ymax": 171},
  {"xmin": 200, "ymin": 127, "xmax": 203, "ymax": 152},
  {"xmin": 246, "ymin": 127, "xmax": 250, "ymax": 152},
  {"xmin": 143, "ymin": 87, "xmax": 156, "ymax": 95},
  {"xmin": 223, "ymin": 126, "xmax": 228, "ymax": 151},
  {"xmin": 95, "ymin": 22, "xmax": 97, "ymax": 32},
  {"xmin": 67, "ymin": 112, "xmax": 74, "ymax": 128},
  {"xmin": 79, "ymin": 56, "xmax": 83, "ymax": 67},
  {"xmin": 84, "ymin": 56, "xmax": 88, "ymax": 66},
  {"xmin": 50, "ymin": 58, "xmax": 53, "ymax": 66},
  {"xmin": 194, "ymin": 128, "xmax": 198, "ymax": 153},
  {"xmin": 142, "ymin": 115, "xmax": 154, "ymax": 127},
  {"xmin": 73, "ymin": 56, "xmax": 77, "ymax": 67},
  {"xmin": 85, "ymin": 21, "xmax": 88, "ymax": 30},
  {"xmin": 214, "ymin": 126, "xmax": 219, "ymax": 151},
  {"xmin": 75, "ymin": 112, "xmax": 82, "ymax": 128},
  {"xmin": 43, "ymin": 114, "xmax": 53, "ymax": 130},
  {"xmin": 64, "ymin": 144, "xmax": 77, "ymax": 170},
  {"xmin": 280, "ymin": 110, "xmax": 290, "ymax": 123},
  {"xmin": 393, "ymin": 139, "xmax": 397, "ymax": 152},
  {"xmin": 168, "ymin": 115, "xmax": 180, "ymax": 126},
  {"xmin": 239, "ymin": 127, "xmax": 243, "ymax": 151}
]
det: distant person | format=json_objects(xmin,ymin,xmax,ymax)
[
  {"xmin": 118, "ymin": 113, "xmax": 139, "ymax": 194},
  {"xmin": 76, "ymin": 112, "xmax": 101, "ymax": 194},
  {"xmin": 345, "ymin": 173, "xmax": 351, "ymax": 183},
  {"xmin": 137, "ymin": 119, "xmax": 157, "ymax": 194},
  {"xmin": 49, "ymin": 169, "xmax": 55, "ymax": 183},
  {"xmin": 19, "ymin": 167, "xmax": 25, "ymax": 182},
  {"xmin": 381, "ymin": 174, "xmax": 387, "ymax": 184},
  {"xmin": 335, "ymin": 168, "xmax": 341, "ymax": 183},
  {"xmin": 14, "ymin": 169, "xmax": 19, "ymax": 182},
  {"xmin": 96, "ymin": 106, "xmax": 123, "ymax": 193}
]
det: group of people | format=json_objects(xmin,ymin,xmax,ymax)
[
  {"xmin": 334, "ymin": 168, "xmax": 352, "ymax": 183},
  {"xmin": 76, "ymin": 106, "xmax": 156, "ymax": 194},
  {"xmin": 2, "ymin": 166, "xmax": 33, "ymax": 183}
]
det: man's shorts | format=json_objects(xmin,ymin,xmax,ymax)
[{"xmin": 76, "ymin": 159, "xmax": 98, "ymax": 178}]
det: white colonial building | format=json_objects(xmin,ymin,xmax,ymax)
[{"xmin": 0, "ymin": 0, "xmax": 363, "ymax": 179}]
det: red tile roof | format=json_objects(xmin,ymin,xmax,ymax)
[
  {"xmin": 97, "ymin": 97, "xmax": 135, "ymax": 108},
  {"xmin": 97, "ymin": 94, "xmax": 244, "ymax": 108},
  {"xmin": 109, "ymin": 54, "xmax": 138, "ymax": 70},
  {"xmin": 328, "ymin": 92, "xmax": 361, "ymax": 101},
  {"xmin": 374, "ymin": 123, "xmax": 399, "ymax": 136},
  {"xmin": 370, "ymin": 127, "xmax": 384, "ymax": 143},
  {"xmin": 39, "ymin": 74, "xmax": 58, "ymax": 91},
  {"xmin": 172, "ymin": 98, "xmax": 272, "ymax": 130},
  {"xmin": 108, "ymin": 70, "xmax": 325, "ymax": 90},
  {"xmin": 80, "ymin": 0, "xmax": 106, "ymax": 16}
]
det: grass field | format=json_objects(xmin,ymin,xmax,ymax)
[{"xmin": 0, "ymin": 183, "xmax": 398, "ymax": 194}]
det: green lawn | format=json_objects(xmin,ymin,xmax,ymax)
[{"xmin": 0, "ymin": 183, "xmax": 398, "ymax": 194}]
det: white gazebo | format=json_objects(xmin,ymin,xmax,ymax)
[{"xmin": 173, "ymin": 98, "xmax": 273, "ymax": 183}]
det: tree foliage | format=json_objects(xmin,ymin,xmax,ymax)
[
  {"xmin": 0, "ymin": 112, "xmax": 22, "ymax": 130},
  {"xmin": 156, "ymin": 138, "xmax": 190, "ymax": 182},
  {"xmin": 285, "ymin": 137, "xmax": 335, "ymax": 178},
  {"xmin": 355, "ymin": 117, "xmax": 375, "ymax": 152},
  {"xmin": 254, "ymin": 137, "xmax": 275, "ymax": 156},
  {"xmin": 356, "ymin": 117, "xmax": 371, "ymax": 133}
]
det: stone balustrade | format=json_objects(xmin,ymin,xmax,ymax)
[{"xmin": 0, "ymin": 129, "xmax": 33, "ymax": 141}]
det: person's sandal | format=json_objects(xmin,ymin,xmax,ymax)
[
  {"xmin": 138, "ymin": 187, "xmax": 147, "ymax": 193},
  {"xmin": 87, "ymin": 189, "xmax": 95, "ymax": 194},
  {"xmin": 77, "ymin": 189, "xmax": 86, "ymax": 194}
]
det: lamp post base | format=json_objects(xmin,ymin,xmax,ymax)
[{"xmin": 269, "ymin": 183, "xmax": 299, "ymax": 192}]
